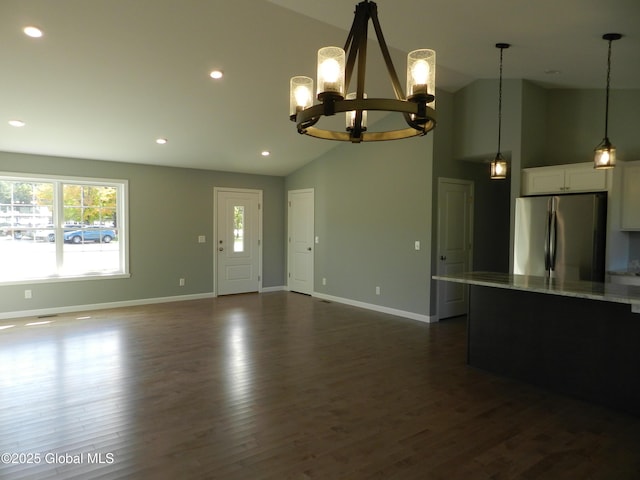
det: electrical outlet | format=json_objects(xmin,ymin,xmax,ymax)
[
  {"xmin": 24, "ymin": 289, "xmax": 32, "ymax": 299},
  {"xmin": 179, "ymin": 278, "xmax": 185, "ymax": 287},
  {"xmin": 375, "ymin": 286, "xmax": 380, "ymax": 295},
  {"xmin": 322, "ymin": 277, "xmax": 327, "ymax": 285}
]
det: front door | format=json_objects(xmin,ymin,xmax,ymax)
[
  {"xmin": 215, "ymin": 188, "xmax": 262, "ymax": 295},
  {"xmin": 437, "ymin": 178, "xmax": 473, "ymax": 319},
  {"xmin": 288, "ymin": 189, "xmax": 314, "ymax": 295}
]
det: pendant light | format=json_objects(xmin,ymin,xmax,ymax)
[
  {"xmin": 594, "ymin": 33, "xmax": 622, "ymax": 169},
  {"xmin": 490, "ymin": 43, "xmax": 510, "ymax": 179}
]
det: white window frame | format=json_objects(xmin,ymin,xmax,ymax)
[{"xmin": 0, "ymin": 171, "xmax": 130, "ymax": 285}]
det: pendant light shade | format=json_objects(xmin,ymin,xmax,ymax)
[
  {"xmin": 491, "ymin": 153, "xmax": 508, "ymax": 179},
  {"xmin": 594, "ymin": 33, "xmax": 622, "ymax": 170},
  {"xmin": 490, "ymin": 43, "xmax": 510, "ymax": 180}
]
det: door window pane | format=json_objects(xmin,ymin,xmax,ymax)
[{"xmin": 233, "ymin": 206, "xmax": 244, "ymax": 253}]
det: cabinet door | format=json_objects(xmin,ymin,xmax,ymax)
[
  {"xmin": 622, "ymin": 165, "xmax": 640, "ymax": 230},
  {"xmin": 564, "ymin": 165, "xmax": 608, "ymax": 192},
  {"xmin": 523, "ymin": 167, "xmax": 565, "ymax": 195}
]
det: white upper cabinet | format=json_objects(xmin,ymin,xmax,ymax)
[
  {"xmin": 621, "ymin": 163, "xmax": 640, "ymax": 230},
  {"xmin": 522, "ymin": 162, "xmax": 608, "ymax": 196}
]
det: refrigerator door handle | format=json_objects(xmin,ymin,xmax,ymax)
[
  {"xmin": 544, "ymin": 208, "xmax": 552, "ymax": 272},
  {"xmin": 549, "ymin": 207, "xmax": 557, "ymax": 271}
]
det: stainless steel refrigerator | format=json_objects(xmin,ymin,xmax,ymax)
[{"xmin": 513, "ymin": 192, "xmax": 607, "ymax": 282}]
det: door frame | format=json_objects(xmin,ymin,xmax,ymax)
[
  {"xmin": 287, "ymin": 188, "xmax": 315, "ymax": 295},
  {"xmin": 436, "ymin": 177, "xmax": 474, "ymax": 320},
  {"xmin": 213, "ymin": 187, "xmax": 263, "ymax": 296}
]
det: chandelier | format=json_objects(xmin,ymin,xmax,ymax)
[
  {"xmin": 594, "ymin": 33, "xmax": 622, "ymax": 169},
  {"xmin": 289, "ymin": 0, "xmax": 436, "ymax": 143}
]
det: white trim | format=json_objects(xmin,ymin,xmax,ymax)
[
  {"xmin": 0, "ymin": 292, "xmax": 215, "ymax": 321},
  {"xmin": 313, "ymin": 292, "xmax": 436, "ymax": 323},
  {"xmin": 213, "ymin": 187, "xmax": 263, "ymax": 296},
  {"xmin": 262, "ymin": 285, "xmax": 286, "ymax": 293},
  {"xmin": 436, "ymin": 177, "xmax": 474, "ymax": 320},
  {"xmin": 287, "ymin": 188, "xmax": 315, "ymax": 295},
  {"xmin": 0, "ymin": 171, "xmax": 129, "ymax": 285}
]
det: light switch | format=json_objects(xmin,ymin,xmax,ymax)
[
  {"xmin": 198, "ymin": 235, "xmax": 206, "ymax": 243},
  {"xmin": 414, "ymin": 241, "xmax": 420, "ymax": 251},
  {"xmin": 315, "ymin": 236, "xmax": 319, "ymax": 244}
]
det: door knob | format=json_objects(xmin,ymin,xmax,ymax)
[
  {"xmin": 307, "ymin": 247, "xmax": 312, "ymax": 251},
  {"xmin": 219, "ymin": 247, "xmax": 224, "ymax": 251},
  {"xmin": 440, "ymin": 255, "xmax": 447, "ymax": 261}
]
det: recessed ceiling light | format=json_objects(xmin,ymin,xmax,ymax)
[
  {"xmin": 544, "ymin": 69, "xmax": 562, "ymax": 75},
  {"xmin": 210, "ymin": 70, "xmax": 224, "ymax": 80},
  {"xmin": 156, "ymin": 138, "xmax": 168, "ymax": 144},
  {"xmin": 8, "ymin": 120, "xmax": 26, "ymax": 127},
  {"xmin": 23, "ymin": 26, "xmax": 43, "ymax": 38},
  {"xmin": 261, "ymin": 150, "xmax": 270, "ymax": 157}
]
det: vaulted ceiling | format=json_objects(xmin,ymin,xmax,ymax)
[{"xmin": 1, "ymin": 0, "xmax": 638, "ymax": 176}]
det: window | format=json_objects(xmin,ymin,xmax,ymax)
[{"xmin": 0, "ymin": 173, "xmax": 128, "ymax": 284}]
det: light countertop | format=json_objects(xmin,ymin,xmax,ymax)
[{"xmin": 433, "ymin": 271, "xmax": 640, "ymax": 309}]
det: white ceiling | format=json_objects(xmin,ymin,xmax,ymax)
[{"xmin": 1, "ymin": 0, "xmax": 638, "ymax": 176}]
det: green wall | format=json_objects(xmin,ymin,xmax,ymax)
[
  {"xmin": 545, "ymin": 89, "xmax": 640, "ymax": 165},
  {"xmin": 432, "ymin": 89, "xmax": 511, "ymax": 311},
  {"xmin": 3, "ymin": 85, "xmax": 639, "ymax": 320},
  {"xmin": 0, "ymin": 151, "xmax": 285, "ymax": 315},
  {"xmin": 286, "ymin": 113, "xmax": 434, "ymax": 318}
]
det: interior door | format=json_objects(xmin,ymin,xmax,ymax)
[
  {"xmin": 215, "ymin": 188, "xmax": 262, "ymax": 295},
  {"xmin": 437, "ymin": 178, "xmax": 473, "ymax": 319},
  {"xmin": 288, "ymin": 189, "xmax": 314, "ymax": 295}
]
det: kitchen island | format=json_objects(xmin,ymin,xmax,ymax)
[{"xmin": 433, "ymin": 272, "xmax": 640, "ymax": 416}]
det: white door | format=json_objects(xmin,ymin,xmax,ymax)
[
  {"xmin": 437, "ymin": 178, "xmax": 473, "ymax": 319},
  {"xmin": 288, "ymin": 189, "xmax": 314, "ymax": 295},
  {"xmin": 215, "ymin": 188, "xmax": 262, "ymax": 295}
]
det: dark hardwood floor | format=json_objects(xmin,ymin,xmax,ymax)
[{"xmin": 0, "ymin": 292, "xmax": 638, "ymax": 479}]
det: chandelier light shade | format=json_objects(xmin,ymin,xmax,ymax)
[
  {"xmin": 594, "ymin": 33, "xmax": 622, "ymax": 170},
  {"xmin": 289, "ymin": 0, "xmax": 436, "ymax": 143},
  {"xmin": 490, "ymin": 43, "xmax": 510, "ymax": 180},
  {"xmin": 317, "ymin": 47, "xmax": 346, "ymax": 98},
  {"xmin": 346, "ymin": 92, "xmax": 368, "ymax": 131},
  {"xmin": 289, "ymin": 76, "xmax": 314, "ymax": 118},
  {"xmin": 407, "ymin": 49, "xmax": 436, "ymax": 99}
]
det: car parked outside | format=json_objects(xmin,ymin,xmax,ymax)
[
  {"xmin": 63, "ymin": 227, "xmax": 117, "ymax": 244},
  {"xmin": 34, "ymin": 228, "xmax": 57, "ymax": 242}
]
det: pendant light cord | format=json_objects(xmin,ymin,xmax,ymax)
[
  {"xmin": 603, "ymin": 38, "xmax": 613, "ymax": 139},
  {"xmin": 497, "ymin": 46, "xmax": 504, "ymax": 155}
]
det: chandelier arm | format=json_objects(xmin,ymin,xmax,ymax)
[
  {"xmin": 369, "ymin": 3, "xmax": 406, "ymax": 100},
  {"xmin": 297, "ymin": 115, "xmax": 320, "ymax": 134},
  {"xmin": 351, "ymin": 3, "xmax": 370, "ymax": 139},
  {"xmin": 403, "ymin": 112, "xmax": 427, "ymax": 133},
  {"xmin": 343, "ymin": 3, "xmax": 368, "ymax": 94}
]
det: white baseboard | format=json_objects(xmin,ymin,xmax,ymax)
[
  {"xmin": 312, "ymin": 292, "xmax": 437, "ymax": 323},
  {"xmin": 0, "ymin": 292, "xmax": 215, "ymax": 321},
  {"xmin": 0, "ymin": 288, "xmax": 436, "ymax": 324},
  {"xmin": 261, "ymin": 285, "xmax": 286, "ymax": 293}
]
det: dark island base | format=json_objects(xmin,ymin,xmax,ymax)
[{"xmin": 468, "ymin": 285, "xmax": 640, "ymax": 416}]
